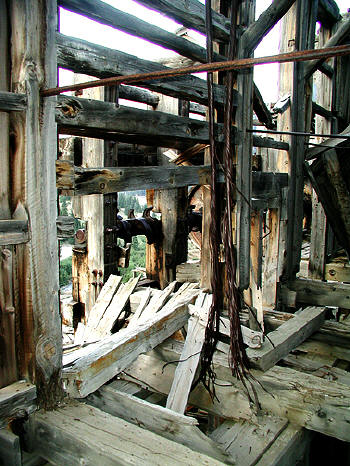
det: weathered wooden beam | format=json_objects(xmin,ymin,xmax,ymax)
[
  {"xmin": 255, "ymin": 425, "xmax": 313, "ymax": 466},
  {"xmin": 56, "ymin": 95, "xmax": 228, "ymax": 148},
  {"xmin": 62, "ymin": 286, "xmax": 199, "ymax": 397},
  {"xmin": 59, "ymin": 0, "xmax": 215, "ymax": 64},
  {"xmin": 210, "ymin": 416, "xmax": 289, "ymax": 466},
  {"xmin": 27, "ymin": 403, "xmax": 226, "ymax": 465},
  {"xmin": 312, "ymin": 101, "xmax": 334, "ymax": 119},
  {"xmin": 135, "ymin": 0, "xmax": 230, "ymax": 42},
  {"xmin": 0, "ymin": 219, "xmax": 29, "ymax": 245},
  {"xmin": 253, "ymin": 85, "xmax": 276, "ymax": 130},
  {"xmin": 124, "ymin": 348, "xmax": 350, "ymax": 441},
  {"xmin": 86, "ymin": 384, "xmax": 229, "ymax": 463},
  {"xmin": 0, "ymin": 381, "xmax": 36, "ymax": 428},
  {"xmin": 280, "ymin": 277, "xmax": 350, "ymax": 310},
  {"xmin": 0, "ymin": 429, "xmax": 21, "ymax": 466},
  {"xmin": 119, "ymin": 84, "xmax": 159, "ymax": 107},
  {"xmin": 56, "ymin": 216, "xmax": 74, "ymax": 240},
  {"xmin": 0, "ymin": 91, "xmax": 27, "ymax": 112},
  {"xmin": 56, "ymin": 33, "xmax": 229, "ymax": 109},
  {"xmin": 317, "ymin": 0, "xmax": 341, "ymax": 27},
  {"xmin": 325, "ymin": 261, "xmax": 350, "ymax": 282},
  {"xmin": 253, "ymin": 135, "xmax": 289, "ymax": 151},
  {"xmin": 57, "ymin": 161, "xmax": 288, "ymax": 198},
  {"xmin": 246, "ymin": 306, "xmax": 326, "ymax": 371},
  {"xmin": 189, "ymin": 102, "xmax": 207, "ymax": 116},
  {"xmin": 304, "ymin": 15, "xmax": 350, "ymax": 80},
  {"xmin": 241, "ymin": 0, "xmax": 296, "ymax": 54},
  {"xmin": 305, "ymin": 123, "xmax": 350, "ymax": 160}
]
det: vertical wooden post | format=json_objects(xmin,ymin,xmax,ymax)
[
  {"xmin": 10, "ymin": 0, "xmax": 63, "ymax": 406},
  {"xmin": 309, "ymin": 25, "xmax": 332, "ymax": 280}
]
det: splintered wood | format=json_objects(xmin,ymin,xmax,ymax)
[{"xmin": 62, "ymin": 281, "xmax": 200, "ymax": 397}]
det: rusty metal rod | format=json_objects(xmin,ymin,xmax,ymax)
[
  {"xmin": 248, "ymin": 128, "xmax": 350, "ymax": 139},
  {"xmin": 42, "ymin": 44, "xmax": 350, "ymax": 97}
]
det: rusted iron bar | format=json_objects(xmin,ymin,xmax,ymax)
[
  {"xmin": 42, "ymin": 44, "xmax": 350, "ymax": 97},
  {"xmin": 248, "ymin": 129, "xmax": 350, "ymax": 139}
]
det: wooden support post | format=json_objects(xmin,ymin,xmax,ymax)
[{"xmin": 10, "ymin": 0, "xmax": 62, "ymax": 406}]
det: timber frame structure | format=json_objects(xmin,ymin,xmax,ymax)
[{"xmin": 1, "ymin": 0, "xmax": 350, "ymax": 464}]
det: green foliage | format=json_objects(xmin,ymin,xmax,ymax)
[
  {"xmin": 119, "ymin": 235, "xmax": 146, "ymax": 282},
  {"xmin": 118, "ymin": 192, "xmax": 147, "ymax": 216},
  {"xmin": 60, "ymin": 256, "xmax": 72, "ymax": 287}
]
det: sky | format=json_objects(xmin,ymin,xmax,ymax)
[{"xmin": 59, "ymin": 0, "xmax": 350, "ymax": 105}]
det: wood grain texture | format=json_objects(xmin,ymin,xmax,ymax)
[
  {"xmin": 27, "ymin": 402, "xmax": 226, "ymax": 465},
  {"xmin": 0, "ymin": 380, "xmax": 36, "ymax": 428},
  {"xmin": 0, "ymin": 91, "xmax": 27, "ymax": 112}
]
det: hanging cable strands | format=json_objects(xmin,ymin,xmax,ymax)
[{"xmin": 41, "ymin": 44, "xmax": 350, "ymax": 97}]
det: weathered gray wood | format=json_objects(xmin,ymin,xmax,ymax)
[
  {"xmin": 56, "ymin": 95, "xmax": 229, "ymax": 148},
  {"xmin": 280, "ymin": 278, "xmax": 350, "ymax": 310},
  {"xmin": 86, "ymin": 385, "xmax": 229, "ymax": 463},
  {"xmin": 10, "ymin": 0, "xmax": 63, "ymax": 405},
  {"xmin": 219, "ymin": 316, "xmax": 262, "ymax": 349},
  {"xmin": 56, "ymin": 33, "xmax": 229, "ymax": 109},
  {"xmin": 60, "ymin": 0, "xmax": 216, "ymax": 64},
  {"xmin": 133, "ymin": 281, "xmax": 177, "ymax": 325},
  {"xmin": 118, "ymin": 84, "xmax": 159, "ymax": 107},
  {"xmin": 210, "ymin": 415, "xmax": 288, "ymax": 466},
  {"xmin": 0, "ymin": 91, "xmax": 27, "ymax": 112},
  {"xmin": 317, "ymin": 0, "xmax": 341, "ymax": 26},
  {"xmin": 246, "ymin": 306, "xmax": 326, "ymax": 371},
  {"xmin": 166, "ymin": 293, "xmax": 211, "ymax": 413},
  {"xmin": 176, "ymin": 261, "xmax": 200, "ymax": 283},
  {"xmin": 252, "ymin": 85, "xmax": 276, "ymax": 130},
  {"xmin": 0, "ymin": 219, "xmax": 29, "ymax": 245},
  {"xmin": 0, "ymin": 380, "xmax": 36, "ymax": 428},
  {"xmin": 241, "ymin": 0, "xmax": 296, "ymax": 54},
  {"xmin": 27, "ymin": 402, "xmax": 226, "ymax": 465},
  {"xmin": 255, "ymin": 425, "xmax": 312, "ymax": 466},
  {"xmin": 304, "ymin": 15, "xmax": 350, "ymax": 79},
  {"xmin": 135, "ymin": 0, "xmax": 230, "ymax": 42},
  {"xmin": 325, "ymin": 261, "xmax": 350, "ymax": 282},
  {"xmin": 305, "ymin": 123, "xmax": 350, "ymax": 160},
  {"xmin": 124, "ymin": 343, "xmax": 350, "ymax": 441},
  {"xmin": 81, "ymin": 274, "xmax": 122, "ymax": 343},
  {"xmin": 62, "ymin": 286, "xmax": 198, "ymax": 397},
  {"xmin": 312, "ymin": 101, "xmax": 333, "ymax": 119},
  {"xmin": 252, "ymin": 136, "xmax": 289, "ymax": 151},
  {"xmin": 56, "ymin": 216, "xmax": 74, "ymax": 239},
  {"xmin": 0, "ymin": 429, "xmax": 21, "ymax": 466}
]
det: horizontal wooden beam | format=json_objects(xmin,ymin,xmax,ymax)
[
  {"xmin": 325, "ymin": 261, "xmax": 350, "ymax": 282},
  {"xmin": 0, "ymin": 91, "xmax": 27, "ymax": 112},
  {"xmin": 280, "ymin": 277, "xmax": 350, "ymax": 310},
  {"xmin": 57, "ymin": 216, "xmax": 75, "ymax": 239},
  {"xmin": 119, "ymin": 84, "xmax": 159, "ymax": 107},
  {"xmin": 305, "ymin": 123, "xmax": 350, "ymax": 160},
  {"xmin": 135, "ymin": 0, "xmax": 230, "ymax": 43},
  {"xmin": 0, "ymin": 220, "xmax": 29, "ymax": 246},
  {"xmin": 57, "ymin": 160, "xmax": 288, "ymax": 197},
  {"xmin": 56, "ymin": 95, "xmax": 228, "ymax": 148},
  {"xmin": 59, "ymin": 0, "xmax": 213, "ymax": 64},
  {"xmin": 0, "ymin": 381, "xmax": 36, "ymax": 428},
  {"xmin": 27, "ymin": 403, "xmax": 225, "ymax": 465},
  {"xmin": 252, "ymin": 135, "xmax": 289, "ymax": 151},
  {"xmin": 56, "ymin": 33, "xmax": 229, "ymax": 108},
  {"xmin": 312, "ymin": 101, "xmax": 334, "ymax": 120}
]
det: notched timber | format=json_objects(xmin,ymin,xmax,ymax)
[{"xmin": 56, "ymin": 95, "xmax": 229, "ymax": 148}]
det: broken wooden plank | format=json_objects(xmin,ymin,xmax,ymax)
[
  {"xmin": 219, "ymin": 316, "xmax": 263, "ymax": 349},
  {"xmin": 166, "ymin": 293, "xmax": 212, "ymax": 413},
  {"xmin": 0, "ymin": 428, "xmax": 21, "ymax": 466},
  {"xmin": 27, "ymin": 402, "xmax": 226, "ymax": 465},
  {"xmin": 86, "ymin": 385, "xmax": 229, "ymax": 463},
  {"xmin": 56, "ymin": 215, "xmax": 74, "ymax": 240},
  {"xmin": 280, "ymin": 278, "xmax": 350, "ymax": 310},
  {"xmin": 246, "ymin": 306, "xmax": 326, "ymax": 371},
  {"xmin": 81, "ymin": 274, "xmax": 122, "ymax": 343},
  {"xmin": 134, "ymin": 281, "xmax": 177, "ymax": 324},
  {"xmin": 56, "ymin": 33, "xmax": 229, "ymax": 109},
  {"xmin": 0, "ymin": 381, "xmax": 36, "ymax": 428},
  {"xmin": 129, "ymin": 287, "xmax": 152, "ymax": 323},
  {"xmin": 0, "ymin": 91, "xmax": 27, "ymax": 112},
  {"xmin": 56, "ymin": 95, "xmax": 230, "ymax": 148},
  {"xmin": 62, "ymin": 286, "xmax": 198, "ymax": 397},
  {"xmin": 255, "ymin": 424, "xmax": 312, "ymax": 466},
  {"xmin": 91, "ymin": 277, "xmax": 139, "ymax": 340},
  {"xmin": 210, "ymin": 415, "xmax": 289, "ymax": 466},
  {"xmin": 0, "ymin": 219, "xmax": 29, "ymax": 245}
]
